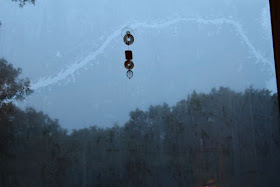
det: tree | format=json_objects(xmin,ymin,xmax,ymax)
[
  {"xmin": 0, "ymin": 58, "xmax": 33, "ymax": 105},
  {"xmin": 12, "ymin": 0, "xmax": 35, "ymax": 7}
]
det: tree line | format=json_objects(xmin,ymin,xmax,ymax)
[{"xmin": 1, "ymin": 59, "xmax": 280, "ymax": 186}]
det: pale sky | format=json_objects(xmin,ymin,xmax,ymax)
[{"xmin": 0, "ymin": 0, "xmax": 276, "ymax": 129}]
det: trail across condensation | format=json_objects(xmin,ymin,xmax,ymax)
[{"xmin": 30, "ymin": 17, "xmax": 274, "ymax": 90}]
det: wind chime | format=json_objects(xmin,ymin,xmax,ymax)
[{"xmin": 122, "ymin": 27, "xmax": 134, "ymax": 79}]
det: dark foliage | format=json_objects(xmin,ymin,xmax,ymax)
[
  {"xmin": 0, "ymin": 58, "xmax": 33, "ymax": 105},
  {"xmin": 11, "ymin": 0, "xmax": 35, "ymax": 7},
  {"xmin": 1, "ymin": 60, "xmax": 280, "ymax": 186},
  {"xmin": 0, "ymin": 89, "xmax": 280, "ymax": 186}
]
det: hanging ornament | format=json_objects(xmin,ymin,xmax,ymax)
[
  {"xmin": 121, "ymin": 27, "xmax": 135, "ymax": 38},
  {"xmin": 126, "ymin": 70, "xmax": 133, "ymax": 79},
  {"xmin": 122, "ymin": 27, "xmax": 135, "ymax": 79},
  {"xmin": 123, "ymin": 32, "xmax": 134, "ymax": 46},
  {"xmin": 125, "ymin": 50, "xmax": 133, "ymax": 60},
  {"xmin": 124, "ymin": 60, "xmax": 134, "ymax": 70}
]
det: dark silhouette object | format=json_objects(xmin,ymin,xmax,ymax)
[
  {"xmin": 122, "ymin": 28, "xmax": 135, "ymax": 79},
  {"xmin": 125, "ymin": 50, "xmax": 133, "ymax": 60},
  {"xmin": 270, "ymin": 0, "xmax": 280, "ymax": 109},
  {"xmin": 124, "ymin": 50, "xmax": 134, "ymax": 70},
  {"xmin": 123, "ymin": 32, "xmax": 134, "ymax": 46},
  {"xmin": 124, "ymin": 60, "xmax": 134, "ymax": 70}
]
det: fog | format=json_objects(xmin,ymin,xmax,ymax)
[{"xmin": 0, "ymin": 0, "xmax": 276, "ymax": 129}]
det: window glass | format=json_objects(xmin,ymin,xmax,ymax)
[{"xmin": 0, "ymin": 0, "xmax": 279, "ymax": 186}]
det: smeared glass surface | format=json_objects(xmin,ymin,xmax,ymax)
[{"xmin": 0, "ymin": 0, "xmax": 279, "ymax": 186}]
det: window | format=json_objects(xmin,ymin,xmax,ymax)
[{"xmin": 0, "ymin": 0, "xmax": 279, "ymax": 186}]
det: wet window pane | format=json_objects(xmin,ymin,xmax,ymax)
[{"xmin": 0, "ymin": 0, "xmax": 279, "ymax": 186}]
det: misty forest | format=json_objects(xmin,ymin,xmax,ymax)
[
  {"xmin": 1, "ymin": 0, "xmax": 280, "ymax": 186},
  {"xmin": 1, "ymin": 58, "xmax": 280, "ymax": 186}
]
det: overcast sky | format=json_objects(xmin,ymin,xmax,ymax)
[{"xmin": 0, "ymin": 0, "xmax": 276, "ymax": 130}]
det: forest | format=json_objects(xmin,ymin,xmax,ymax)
[{"xmin": 1, "ymin": 58, "xmax": 280, "ymax": 187}]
